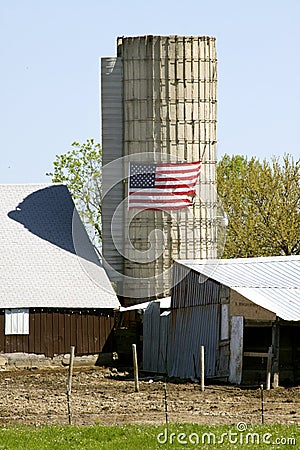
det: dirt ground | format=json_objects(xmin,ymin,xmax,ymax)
[{"xmin": 0, "ymin": 366, "xmax": 299, "ymax": 427}]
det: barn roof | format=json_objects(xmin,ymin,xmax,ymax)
[
  {"xmin": 176, "ymin": 255, "xmax": 300, "ymax": 321},
  {"xmin": 0, "ymin": 184, "xmax": 120, "ymax": 309},
  {"xmin": 119, "ymin": 296, "xmax": 171, "ymax": 312}
]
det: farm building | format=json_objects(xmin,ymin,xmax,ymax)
[
  {"xmin": 0, "ymin": 184, "xmax": 120, "ymax": 358},
  {"xmin": 143, "ymin": 256, "xmax": 300, "ymax": 386}
]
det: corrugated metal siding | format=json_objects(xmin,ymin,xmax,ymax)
[
  {"xmin": 143, "ymin": 305, "xmax": 170, "ymax": 373},
  {"xmin": 101, "ymin": 57, "xmax": 124, "ymax": 286},
  {"xmin": 168, "ymin": 304, "xmax": 219, "ymax": 378},
  {"xmin": 167, "ymin": 262, "xmax": 221, "ymax": 378},
  {"xmin": 0, "ymin": 309, "xmax": 115, "ymax": 357},
  {"xmin": 172, "ymin": 262, "xmax": 220, "ymax": 308},
  {"xmin": 157, "ymin": 311, "xmax": 170, "ymax": 373},
  {"xmin": 143, "ymin": 302, "xmax": 160, "ymax": 371}
]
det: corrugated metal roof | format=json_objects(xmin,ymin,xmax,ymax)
[
  {"xmin": 0, "ymin": 184, "xmax": 120, "ymax": 309},
  {"xmin": 177, "ymin": 256, "xmax": 300, "ymax": 321},
  {"xmin": 119, "ymin": 297, "xmax": 171, "ymax": 312}
]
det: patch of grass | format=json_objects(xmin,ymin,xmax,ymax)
[{"xmin": 0, "ymin": 423, "xmax": 298, "ymax": 449}]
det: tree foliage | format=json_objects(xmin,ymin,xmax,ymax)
[
  {"xmin": 46, "ymin": 139, "xmax": 102, "ymax": 246},
  {"xmin": 217, "ymin": 154, "xmax": 300, "ymax": 258}
]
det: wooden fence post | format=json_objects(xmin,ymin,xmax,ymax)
[
  {"xmin": 163, "ymin": 383, "xmax": 169, "ymax": 426},
  {"xmin": 266, "ymin": 346, "xmax": 273, "ymax": 390},
  {"xmin": 132, "ymin": 344, "xmax": 139, "ymax": 392},
  {"xmin": 260, "ymin": 384, "xmax": 265, "ymax": 424},
  {"xmin": 66, "ymin": 346, "xmax": 75, "ymax": 425},
  {"xmin": 200, "ymin": 345, "xmax": 205, "ymax": 391}
]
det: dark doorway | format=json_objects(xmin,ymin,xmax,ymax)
[
  {"xmin": 242, "ymin": 326, "xmax": 272, "ymax": 385},
  {"xmin": 279, "ymin": 325, "xmax": 300, "ymax": 386}
]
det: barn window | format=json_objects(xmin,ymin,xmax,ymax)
[{"xmin": 5, "ymin": 309, "xmax": 29, "ymax": 335}]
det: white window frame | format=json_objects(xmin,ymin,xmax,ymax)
[{"xmin": 5, "ymin": 309, "xmax": 29, "ymax": 335}]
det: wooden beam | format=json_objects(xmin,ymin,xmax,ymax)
[
  {"xmin": 244, "ymin": 320, "xmax": 274, "ymax": 327},
  {"xmin": 243, "ymin": 351, "xmax": 273, "ymax": 358}
]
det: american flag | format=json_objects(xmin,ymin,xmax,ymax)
[{"xmin": 128, "ymin": 161, "xmax": 201, "ymax": 210}]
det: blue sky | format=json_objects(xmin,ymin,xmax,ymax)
[{"xmin": 1, "ymin": 0, "xmax": 299, "ymax": 183}]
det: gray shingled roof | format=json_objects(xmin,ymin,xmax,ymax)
[{"xmin": 0, "ymin": 184, "xmax": 120, "ymax": 309}]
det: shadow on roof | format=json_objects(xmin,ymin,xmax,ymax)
[{"xmin": 8, "ymin": 185, "xmax": 100, "ymax": 266}]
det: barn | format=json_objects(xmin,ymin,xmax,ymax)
[
  {"xmin": 143, "ymin": 256, "xmax": 300, "ymax": 386},
  {"xmin": 0, "ymin": 184, "xmax": 120, "ymax": 358}
]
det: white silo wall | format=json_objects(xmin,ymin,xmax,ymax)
[{"xmin": 101, "ymin": 36, "xmax": 217, "ymax": 304}]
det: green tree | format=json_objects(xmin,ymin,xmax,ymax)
[
  {"xmin": 46, "ymin": 139, "xmax": 102, "ymax": 246},
  {"xmin": 217, "ymin": 154, "xmax": 300, "ymax": 258}
]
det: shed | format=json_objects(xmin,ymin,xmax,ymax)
[
  {"xmin": 144, "ymin": 256, "xmax": 300, "ymax": 386},
  {"xmin": 0, "ymin": 184, "xmax": 120, "ymax": 357}
]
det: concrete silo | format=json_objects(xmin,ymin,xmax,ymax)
[{"xmin": 101, "ymin": 36, "xmax": 217, "ymax": 305}]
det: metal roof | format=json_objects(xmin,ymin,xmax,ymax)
[
  {"xmin": 177, "ymin": 256, "xmax": 300, "ymax": 321},
  {"xmin": 0, "ymin": 184, "xmax": 120, "ymax": 309},
  {"xmin": 119, "ymin": 297, "xmax": 171, "ymax": 312}
]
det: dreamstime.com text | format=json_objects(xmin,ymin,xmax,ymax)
[{"xmin": 157, "ymin": 423, "xmax": 297, "ymax": 446}]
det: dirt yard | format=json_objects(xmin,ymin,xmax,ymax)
[{"xmin": 0, "ymin": 366, "xmax": 299, "ymax": 426}]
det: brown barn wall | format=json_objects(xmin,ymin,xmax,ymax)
[{"xmin": 0, "ymin": 309, "xmax": 115, "ymax": 357}]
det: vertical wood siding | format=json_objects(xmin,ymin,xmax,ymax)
[{"xmin": 0, "ymin": 309, "xmax": 115, "ymax": 357}]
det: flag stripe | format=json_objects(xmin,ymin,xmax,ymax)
[
  {"xmin": 130, "ymin": 194, "xmax": 191, "ymax": 203},
  {"xmin": 154, "ymin": 181, "xmax": 198, "ymax": 188},
  {"xmin": 129, "ymin": 204, "xmax": 192, "ymax": 210},
  {"xmin": 155, "ymin": 176, "xmax": 199, "ymax": 182},
  {"xmin": 129, "ymin": 198, "xmax": 192, "ymax": 204},
  {"xmin": 155, "ymin": 172, "xmax": 200, "ymax": 178},
  {"xmin": 155, "ymin": 167, "xmax": 201, "ymax": 175},
  {"xmin": 156, "ymin": 162, "xmax": 201, "ymax": 169},
  {"xmin": 129, "ymin": 191, "xmax": 196, "ymax": 197}
]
